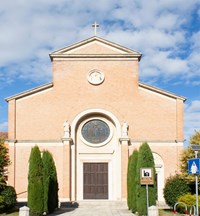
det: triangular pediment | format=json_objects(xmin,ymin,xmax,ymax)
[{"xmin": 50, "ymin": 36, "xmax": 141, "ymax": 61}]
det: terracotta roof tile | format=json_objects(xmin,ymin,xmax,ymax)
[{"xmin": 0, "ymin": 132, "xmax": 8, "ymax": 139}]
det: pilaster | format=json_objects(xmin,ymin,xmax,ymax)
[
  {"xmin": 7, "ymin": 140, "xmax": 17, "ymax": 187},
  {"xmin": 62, "ymin": 138, "xmax": 72, "ymax": 200},
  {"xmin": 8, "ymin": 100, "xmax": 16, "ymax": 139},
  {"xmin": 176, "ymin": 98, "xmax": 184, "ymax": 141},
  {"xmin": 119, "ymin": 137, "xmax": 130, "ymax": 200}
]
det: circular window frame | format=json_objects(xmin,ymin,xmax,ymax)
[{"xmin": 80, "ymin": 117, "xmax": 113, "ymax": 147}]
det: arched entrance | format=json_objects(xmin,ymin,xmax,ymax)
[
  {"xmin": 71, "ymin": 109, "xmax": 122, "ymax": 201},
  {"xmin": 153, "ymin": 153, "xmax": 165, "ymax": 202}
]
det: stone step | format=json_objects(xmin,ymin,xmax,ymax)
[{"xmin": 77, "ymin": 200, "xmax": 128, "ymax": 209}]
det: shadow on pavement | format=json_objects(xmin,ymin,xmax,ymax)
[
  {"xmin": 49, "ymin": 202, "xmax": 79, "ymax": 215},
  {"xmin": 49, "ymin": 208, "xmax": 76, "ymax": 215},
  {"xmin": 16, "ymin": 201, "xmax": 79, "ymax": 215}
]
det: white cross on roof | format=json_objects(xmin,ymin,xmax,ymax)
[{"xmin": 92, "ymin": 21, "xmax": 99, "ymax": 36}]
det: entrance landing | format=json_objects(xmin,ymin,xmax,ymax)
[{"xmin": 51, "ymin": 201, "xmax": 136, "ymax": 216}]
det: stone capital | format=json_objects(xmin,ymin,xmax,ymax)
[
  {"xmin": 61, "ymin": 138, "xmax": 73, "ymax": 145},
  {"xmin": 119, "ymin": 137, "xmax": 130, "ymax": 145},
  {"xmin": 7, "ymin": 139, "xmax": 17, "ymax": 146}
]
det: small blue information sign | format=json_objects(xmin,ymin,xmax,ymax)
[{"xmin": 188, "ymin": 158, "xmax": 200, "ymax": 175}]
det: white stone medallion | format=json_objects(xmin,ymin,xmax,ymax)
[{"xmin": 87, "ymin": 69, "xmax": 105, "ymax": 85}]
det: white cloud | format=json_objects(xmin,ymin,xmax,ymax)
[
  {"xmin": 191, "ymin": 31, "xmax": 200, "ymax": 49},
  {"xmin": 186, "ymin": 100, "xmax": 200, "ymax": 112},
  {"xmin": 0, "ymin": 122, "xmax": 8, "ymax": 132},
  {"xmin": 139, "ymin": 50, "xmax": 189, "ymax": 80},
  {"xmin": 185, "ymin": 100, "xmax": 200, "ymax": 145},
  {"xmin": 0, "ymin": 0, "xmax": 199, "ymax": 85},
  {"xmin": 105, "ymin": 29, "xmax": 185, "ymax": 52},
  {"xmin": 111, "ymin": 0, "xmax": 198, "ymax": 30},
  {"xmin": 18, "ymin": 60, "xmax": 52, "ymax": 83}
]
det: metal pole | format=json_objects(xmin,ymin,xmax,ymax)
[
  {"xmin": 195, "ymin": 151, "xmax": 199, "ymax": 216},
  {"xmin": 146, "ymin": 184, "xmax": 149, "ymax": 216}
]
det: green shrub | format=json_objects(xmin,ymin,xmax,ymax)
[
  {"xmin": 0, "ymin": 195, "xmax": 4, "ymax": 212},
  {"xmin": 178, "ymin": 193, "xmax": 196, "ymax": 206},
  {"xmin": 163, "ymin": 174, "xmax": 190, "ymax": 208},
  {"xmin": 0, "ymin": 138, "xmax": 10, "ymax": 191},
  {"xmin": 178, "ymin": 193, "xmax": 199, "ymax": 213},
  {"xmin": 136, "ymin": 142, "xmax": 156, "ymax": 216},
  {"xmin": 1, "ymin": 186, "xmax": 16, "ymax": 210}
]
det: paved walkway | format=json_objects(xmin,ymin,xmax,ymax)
[
  {"xmin": 50, "ymin": 201, "xmax": 136, "ymax": 216},
  {"xmin": 50, "ymin": 207, "xmax": 135, "ymax": 216}
]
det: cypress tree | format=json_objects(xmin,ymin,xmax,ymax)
[
  {"xmin": 127, "ymin": 154, "xmax": 133, "ymax": 210},
  {"xmin": 130, "ymin": 150, "xmax": 138, "ymax": 213},
  {"xmin": 136, "ymin": 142, "xmax": 156, "ymax": 216},
  {"xmin": 28, "ymin": 146, "xmax": 44, "ymax": 216},
  {"xmin": 127, "ymin": 149, "xmax": 138, "ymax": 213},
  {"xmin": 42, "ymin": 151, "xmax": 49, "ymax": 214},
  {"xmin": 42, "ymin": 151, "xmax": 58, "ymax": 213}
]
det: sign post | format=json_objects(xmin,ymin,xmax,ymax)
[
  {"xmin": 140, "ymin": 168, "xmax": 154, "ymax": 216},
  {"xmin": 188, "ymin": 158, "xmax": 200, "ymax": 216}
]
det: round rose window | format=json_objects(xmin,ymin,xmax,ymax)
[{"xmin": 81, "ymin": 119, "xmax": 110, "ymax": 144}]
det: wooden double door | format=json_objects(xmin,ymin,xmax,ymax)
[{"xmin": 83, "ymin": 163, "xmax": 108, "ymax": 199}]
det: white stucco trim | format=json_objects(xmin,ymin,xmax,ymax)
[
  {"xmin": 71, "ymin": 109, "xmax": 121, "ymax": 132},
  {"xmin": 79, "ymin": 117, "xmax": 113, "ymax": 147},
  {"xmin": 66, "ymin": 40, "xmax": 128, "ymax": 54},
  {"xmin": 5, "ymin": 83, "xmax": 53, "ymax": 102},
  {"xmin": 71, "ymin": 108, "xmax": 122, "ymax": 201},
  {"xmin": 139, "ymin": 86, "xmax": 176, "ymax": 101},
  {"xmin": 130, "ymin": 141, "xmax": 184, "ymax": 147},
  {"xmin": 50, "ymin": 36, "xmax": 141, "ymax": 58},
  {"xmin": 138, "ymin": 82, "xmax": 185, "ymax": 101},
  {"xmin": 153, "ymin": 152, "xmax": 165, "ymax": 202},
  {"xmin": 8, "ymin": 141, "xmax": 64, "ymax": 147},
  {"xmin": 52, "ymin": 57, "xmax": 138, "ymax": 61}
]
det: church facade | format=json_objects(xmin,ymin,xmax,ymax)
[{"xmin": 6, "ymin": 36, "xmax": 185, "ymax": 203}]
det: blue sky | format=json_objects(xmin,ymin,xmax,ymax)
[{"xmin": 0, "ymin": 0, "xmax": 199, "ymax": 146}]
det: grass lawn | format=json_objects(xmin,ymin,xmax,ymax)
[
  {"xmin": 0, "ymin": 213, "xmax": 18, "ymax": 216},
  {"xmin": 159, "ymin": 209, "xmax": 182, "ymax": 215},
  {"xmin": 0, "ymin": 209, "xmax": 19, "ymax": 216}
]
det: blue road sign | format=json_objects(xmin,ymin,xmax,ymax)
[{"xmin": 188, "ymin": 158, "xmax": 200, "ymax": 175}]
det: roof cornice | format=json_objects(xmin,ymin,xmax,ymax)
[
  {"xmin": 5, "ymin": 81, "xmax": 185, "ymax": 102},
  {"xmin": 49, "ymin": 36, "xmax": 142, "ymax": 61},
  {"xmin": 50, "ymin": 53, "xmax": 142, "ymax": 60},
  {"xmin": 5, "ymin": 82, "xmax": 53, "ymax": 102},
  {"xmin": 139, "ymin": 82, "xmax": 186, "ymax": 101}
]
